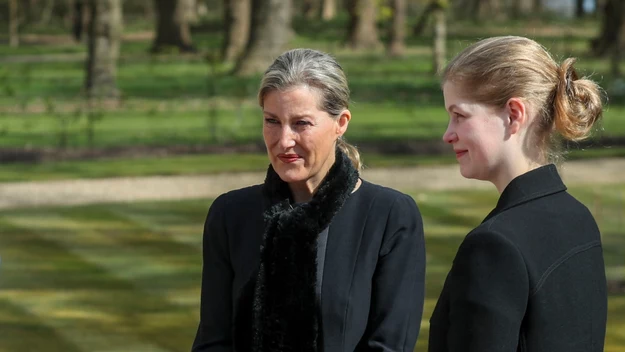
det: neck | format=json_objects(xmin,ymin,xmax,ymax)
[
  {"xmin": 289, "ymin": 181, "xmax": 318, "ymax": 203},
  {"xmin": 492, "ymin": 158, "xmax": 542, "ymax": 194},
  {"xmin": 289, "ymin": 150, "xmax": 337, "ymax": 203}
]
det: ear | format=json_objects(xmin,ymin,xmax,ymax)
[
  {"xmin": 506, "ymin": 98, "xmax": 527, "ymax": 135},
  {"xmin": 336, "ymin": 109, "xmax": 351, "ymax": 137}
]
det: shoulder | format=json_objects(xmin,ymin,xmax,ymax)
[
  {"xmin": 453, "ymin": 228, "xmax": 527, "ymax": 279},
  {"xmin": 355, "ymin": 180, "xmax": 423, "ymax": 252},
  {"xmin": 482, "ymin": 189, "xmax": 599, "ymax": 243},
  {"xmin": 460, "ymin": 228, "xmax": 522, "ymax": 257},
  {"xmin": 209, "ymin": 184, "xmax": 264, "ymax": 213},
  {"xmin": 357, "ymin": 179, "xmax": 419, "ymax": 214}
]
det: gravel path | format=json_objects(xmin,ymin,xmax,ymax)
[{"xmin": 1, "ymin": 158, "xmax": 623, "ymax": 210}]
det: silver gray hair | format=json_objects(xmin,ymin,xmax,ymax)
[{"xmin": 259, "ymin": 48, "xmax": 361, "ymax": 170}]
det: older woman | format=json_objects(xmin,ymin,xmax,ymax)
[{"xmin": 192, "ymin": 49, "xmax": 426, "ymax": 352}]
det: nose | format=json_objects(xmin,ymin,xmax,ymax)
[
  {"xmin": 279, "ymin": 125, "xmax": 297, "ymax": 149},
  {"xmin": 442, "ymin": 122, "xmax": 457, "ymax": 144}
]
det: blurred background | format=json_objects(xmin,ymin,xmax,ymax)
[{"xmin": 0, "ymin": 0, "xmax": 624, "ymax": 351}]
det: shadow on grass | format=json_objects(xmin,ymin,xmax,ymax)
[{"xmin": 0, "ymin": 207, "xmax": 206, "ymax": 351}]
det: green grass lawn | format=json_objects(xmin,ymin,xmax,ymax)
[
  {"xmin": 1, "ymin": 16, "xmax": 624, "ymax": 182},
  {"xmin": 0, "ymin": 185, "xmax": 623, "ymax": 351},
  {"xmin": 3, "ymin": 147, "xmax": 624, "ymax": 183},
  {"xmin": 1, "ymin": 17, "xmax": 624, "ymax": 150}
]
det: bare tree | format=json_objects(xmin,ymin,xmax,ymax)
[
  {"xmin": 511, "ymin": 0, "xmax": 533, "ymax": 18},
  {"xmin": 222, "ymin": 0, "xmax": 251, "ymax": 62},
  {"xmin": 413, "ymin": 1, "xmax": 435, "ymax": 36},
  {"xmin": 322, "ymin": 0, "xmax": 336, "ymax": 20},
  {"xmin": 152, "ymin": 0, "xmax": 196, "ymax": 53},
  {"xmin": 591, "ymin": 0, "xmax": 623, "ymax": 57},
  {"xmin": 388, "ymin": 0, "xmax": 406, "ymax": 57},
  {"xmin": 40, "ymin": 0, "xmax": 57, "ymax": 26},
  {"xmin": 303, "ymin": 0, "xmax": 320, "ymax": 19},
  {"xmin": 432, "ymin": 2, "xmax": 446, "ymax": 75},
  {"xmin": 85, "ymin": 0, "xmax": 123, "ymax": 99},
  {"xmin": 234, "ymin": 0, "xmax": 293, "ymax": 76},
  {"xmin": 346, "ymin": 0, "xmax": 382, "ymax": 50},
  {"xmin": 480, "ymin": 0, "xmax": 505, "ymax": 20},
  {"xmin": 9, "ymin": 0, "xmax": 19, "ymax": 47},
  {"xmin": 576, "ymin": 0, "xmax": 585, "ymax": 17},
  {"xmin": 72, "ymin": 0, "xmax": 85, "ymax": 42}
]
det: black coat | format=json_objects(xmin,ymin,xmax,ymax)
[
  {"xmin": 428, "ymin": 164, "xmax": 608, "ymax": 352},
  {"xmin": 192, "ymin": 179, "xmax": 426, "ymax": 352}
]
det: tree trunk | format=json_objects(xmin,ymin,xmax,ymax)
[
  {"xmin": 303, "ymin": 0, "xmax": 320, "ymax": 19},
  {"xmin": 511, "ymin": 0, "xmax": 533, "ymax": 18},
  {"xmin": 463, "ymin": 0, "xmax": 480, "ymax": 21},
  {"xmin": 24, "ymin": 0, "xmax": 38, "ymax": 23},
  {"xmin": 591, "ymin": 0, "xmax": 623, "ymax": 57},
  {"xmin": 388, "ymin": 0, "xmax": 405, "ymax": 57},
  {"xmin": 576, "ymin": 0, "xmax": 585, "ymax": 17},
  {"xmin": 9, "ymin": 0, "xmax": 19, "ymax": 47},
  {"xmin": 346, "ymin": 0, "xmax": 382, "ymax": 50},
  {"xmin": 533, "ymin": 0, "xmax": 542, "ymax": 13},
  {"xmin": 234, "ymin": 0, "xmax": 293, "ymax": 76},
  {"xmin": 432, "ymin": 6, "xmax": 446, "ymax": 75},
  {"xmin": 72, "ymin": 0, "xmax": 85, "ymax": 42},
  {"xmin": 152, "ymin": 0, "xmax": 196, "ymax": 53},
  {"xmin": 39, "ymin": 0, "xmax": 55, "ymax": 26},
  {"xmin": 321, "ymin": 0, "xmax": 336, "ymax": 20},
  {"xmin": 85, "ymin": 0, "xmax": 122, "ymax": 99},
  {"xmin": 610, "ymin": 0, "xmax": 625, "ymax": 75},
  {"xmin": 143, "ymin": 0, "xmax": 155, "ymax": 19},
  {"xmin": 480, "ymin": 0, "xmax": 505, "ymax": 21},
  {"xmin": 222, "ymin": 0, "xmax": 251, "ymax": 62},
  {"xmin": 413, "ymin": 2, "xmax": 435, "ymax": 35}
]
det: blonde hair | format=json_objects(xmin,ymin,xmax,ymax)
[
  {"xmin": 442, "ymin": 36, "xmax": 603, "ymax": 163},
  {"xmin": 258, "ymin": 48, "xmax": 362, "ymax": 171}
]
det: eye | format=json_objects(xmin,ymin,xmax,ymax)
[
  {"xmin": 295, "ymin": 120, "xmax": 312, "ymax": 126},
  {"xmin": 453, "ymin": 112, "xmax": 466, "ymax": 120},
  {"xmin": 264, "ymin": 118, "xmax": 279, "ymax": 124}
]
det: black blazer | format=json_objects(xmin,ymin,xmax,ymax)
[
  {"xmin": 429, "ymin": 164, "xmax": 607, "ymax": 352},
  {"xmin": 192, "ymin": 180, "xmax": 426, "ymax": 351}
]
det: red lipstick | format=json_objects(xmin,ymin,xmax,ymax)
[
  {"xmin": 278, "ymin": 154, "xmax": 301, "ymax": 163},
  {"xmin": 454, "ymin": 150, "xmax": 468, "ymax": 159}
]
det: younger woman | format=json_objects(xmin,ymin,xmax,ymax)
[{"xmin": 429, "ymin": 36, "xmax": 608, "ymax": 352}]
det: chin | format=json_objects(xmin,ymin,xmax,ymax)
[
  {"xmin": 273, "ymin": 164, "xmax": 307, "ymax": 183},
  {"xmin": 459, "ymin": 165, "xmax": 480, "ymax": 180}
]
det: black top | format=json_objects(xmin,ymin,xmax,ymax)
[
  {"xmin": 429, "ymin": 164, "xmax": 608, "ymax": 352},
  {"xmin": 192, "ymin": 180, "xmax": 426, "ymax": 351}
]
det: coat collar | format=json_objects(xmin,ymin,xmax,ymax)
[
  {"xmin": 483, "ymin": 164, "xmax": 567, "ymax": 223},
  {"xmin": 234, "ymin": 148, "xmax": 359, "ymax": 352}
]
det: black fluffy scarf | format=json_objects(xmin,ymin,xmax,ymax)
[{"xmin": 234, "ymin": 149, "xmax": 359, "ymax": 352}]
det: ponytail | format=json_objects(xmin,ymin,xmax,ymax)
[
  {"xmin": 552, "ymin": 58, "xmax": 603, "ymax": 141},
  {"xmin": 337, "ymin": 137, "xmax": 362, "ymax": 171}
]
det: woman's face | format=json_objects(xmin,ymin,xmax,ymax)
[
  {"xmin": 262, "ymin": 86, "xmax": 350, "ymax": 190},
  {"xmin": 442, "ymin": 82, "xmax": 510, "ymax": 183}
]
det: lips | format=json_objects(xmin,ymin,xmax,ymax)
[
  {"xmin": 454, "ymin": 150, "xmax": 468, "ymax": 158},
  {"xmin": 278, "ymin": 154, "xmax": 301, "ymax": 163}
]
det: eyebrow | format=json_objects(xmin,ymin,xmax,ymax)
[{"xmin": 262, "ymin": 111, "xmax": 313, "ymax": 120}]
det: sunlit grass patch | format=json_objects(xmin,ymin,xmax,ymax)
[{"xmin": 0, "ymin": 185, "xmax": 623, "ymax": 351}]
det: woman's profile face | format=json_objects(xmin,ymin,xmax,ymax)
[
  {"xmin": 262, "ymin": 85, "xmax": 349, "ymax": 189},
  {"xmin": 442, "ymin": 81, "xmax": 509, "ymax": 183}
]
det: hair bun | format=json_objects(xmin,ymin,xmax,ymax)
[{"xmin": 553, "ymin": 58, "xmax": 603, "ymax": 141}]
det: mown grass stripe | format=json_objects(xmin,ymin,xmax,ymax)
[
  {"xmin": 0, "ymin": 216, "xmax": 199, "ymax": 351},
  {"xmin": 0, "ymin": 298, "xmax": 83, "ymax": 352},
  {"xmin": 0, "ymin": 220, "xmax": 174, "ymax": 351},
  {"xmin": 0, "ymin": 291, "xmax": 171, "ymax": 352},
  {"xmin": 6, "ymin": 213, "xmax": 201, "ymax": 292}
]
